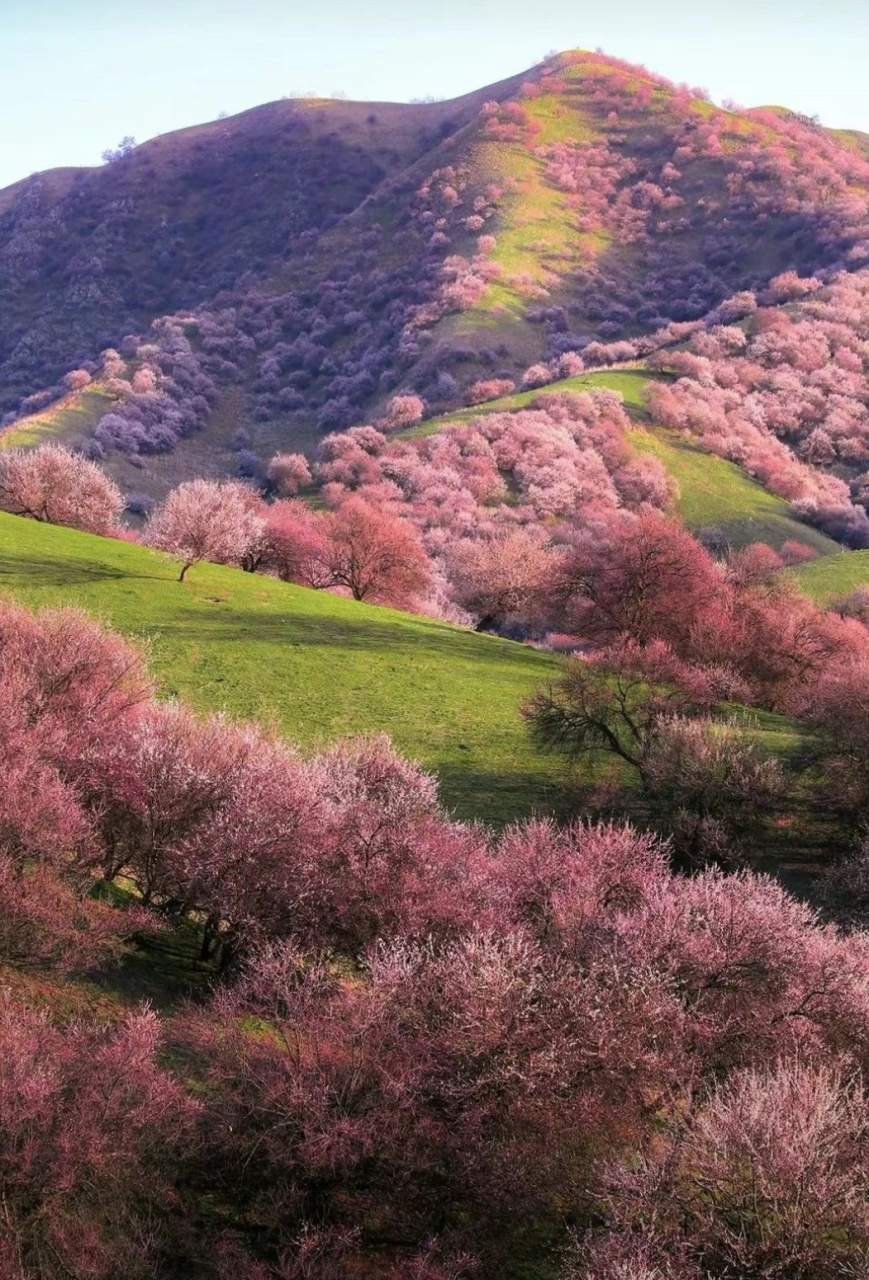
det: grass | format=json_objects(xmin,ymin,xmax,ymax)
[
  {"xmin": 628, "ymin": 428, "xmax": 839, "ymax": 555},
  {"xmin": 465, "ymin": 91, "xmax": 599, "ymax": 315},
  {"xmin": 0, "ymin": 384, "xmax": 119, "ymax": 450},
  {"xmin": 0, "ymin": 507, "xmax": 819, "ymax": 821},
  {"xmin": 788, "ymin": 548, "xmax": 869, "ymax": 604},
  {"xmin": 403, "ymin": 367, "xmax": 657, "ymax": 438},
  {"xmin": 0, "ymin": 508, "xmax": 833, "ymax": 922},
  {"xmin": 0, "ymin": 512, "xmax": 577, "ymax": 826},
  {"xmin": 474, "ymin": 150, "xmax": 587, "ymax": 316}
]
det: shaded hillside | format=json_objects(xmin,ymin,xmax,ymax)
[{"xmin": 0, "ymin": 77, "xmax": 524, "ymax": 412}]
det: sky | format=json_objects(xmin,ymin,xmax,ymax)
[{"xmin": 1, "ymin": 0, "xmax": 867, "ymax": 191}]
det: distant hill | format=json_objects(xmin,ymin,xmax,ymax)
[
  {"xmin": 0, "ymin": 80, "xmax": 522, "ymax": 410},
  {"xmin": 2, "ymin": 47, "xmax": 867, "ymax": 503}
]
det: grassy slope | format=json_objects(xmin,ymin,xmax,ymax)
[
  {"xmin": 413, "ymin": 56, "xmax": 837, "ymax": 366},
  {"xmin": 405, "ymin": 368, "xmax": 656, "ymax": 436},
  {"xmin": 431, "ymin": 58, "xmax": 674, "ymax": 338},
  {"xmin": 466, "ymin": 84, "xmax": 598, "ymax": 320},
  {"xmin": 789, "ymin": 549, "xmax": 869, "ymax": 604},
  {"xmin": 0, "ymin": 512, "xmax": 574, "ymax": 825},
  {"xmin": 0, "ymin": 384, "xmax": 120, "ymax": 449},
  {"xmin": 0, "ymin": 377, "xmax": 323, "ymax": 505},
  {"xmin": 406, "ymin": 367, "xmax": 839, "ymax": 556},
  {"xmin": 0, "ymin": 510, "xmax": 808, "ymax": 815},
  {"xmin": 628, "ymin": 429, "xmax": 838, "ymax": 555}
]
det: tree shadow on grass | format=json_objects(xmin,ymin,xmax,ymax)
[
  {"xmin": 435, "ymin": 762, "xmax": 576, "ymax": 827},
  {"xmin": 0, "ymin": 551, "xmax": 161, "ymax": 587},
  {"xmin": 160, "ymin": 606, "xmax": 558, "ymax": 671},
  {"xmin": 85, "ymin": 923, "xmax": 216, "ymax": 1013}
]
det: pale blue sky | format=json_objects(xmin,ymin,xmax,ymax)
[{"xmin": 1, "ymin": 0, "xmax": 866, "ymax": 190}]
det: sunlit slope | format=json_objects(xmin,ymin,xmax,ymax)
[
  {"xmin": 0, "ymin": 512, "xmax": 570, "ymax": 824},
  {"xmin": 790, "ymin": 549, "xmax": 869, "ymax": 604},
  {"xmin": 0, "ymin": 383, "xmax": 120, "ymax": 450},
  {"xmin": 628, "ymin": 429, "xmax": 838, "ymax": 555}
]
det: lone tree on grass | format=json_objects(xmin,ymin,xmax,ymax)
[{"xmin": 145, "ymin": 479, "xmax": 263, "ymax": 581}]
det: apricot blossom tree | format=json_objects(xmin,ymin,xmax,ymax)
[
  {"xmin": 0, "ymin": 444, "xmax": 124, "ymax": 534},
  {"xmin": 146, "ymin": 479, "xmax": 264, "ymax": 580}
]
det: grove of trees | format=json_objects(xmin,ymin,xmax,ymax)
[{"xmin": 2, "ymin": 596, "xmax": 869, "ymax": 1277}]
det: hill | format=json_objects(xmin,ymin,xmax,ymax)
[
  {"xmin": 0, "ymin": 82, "xmax": 523, "ymax": 410},
  {"xmin": 404, "ymin": 368, "xmax": 658, "ymax": 435},
  {"xmin": 627, "ymin": 429, "xmax": 839, "ymax": 555},
  {"xmin": 2, "ymin": 48, "xmax": 868, "ymax": 506},
  {"xmin": 0, "ymin": 511, "xmax": 574, "ymax": 824}
]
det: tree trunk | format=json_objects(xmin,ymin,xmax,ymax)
[
  {"xmin": 216, "ymin": 929, "xmax": 243, "ymax": 978},
  {"xmin": 200, "ymin": 914, "xmax": 219, "ymax": 962}
]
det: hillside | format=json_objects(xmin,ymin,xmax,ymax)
[
  {"xmin": 2, "ymin": 47, "xmax": 868, "ymax": 509},
  {"xmin": 0, "ymin": 379, "xmax": 121, "ymax": 449},
  {"xmin": 0, "ymin": 81, "xmax": 524, "ymax": 411},
  {"xmin": 628, "ymin": 430, "xmax": 839, "ymax": 554},
  {"xmin": 0, "ymin": 503, "xmax": 813, "ymax": 827},
  {"xmin": 403, "ymin": 366, "xmax": 840, "ymax": 556},
  {"xmin": 791, "ymin": 548, "xmax": 869, "ymax": 604},
  {"xmin": 3, "ymin": 359, "xmax": 847, "ymax": 563},
  {"xmin": 404, "ymin": 368, "xmax": 659, "ymax": 434},
  {"xmin": 0, "ymin": 512, "xmax": 573, "ymax": 824}
]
